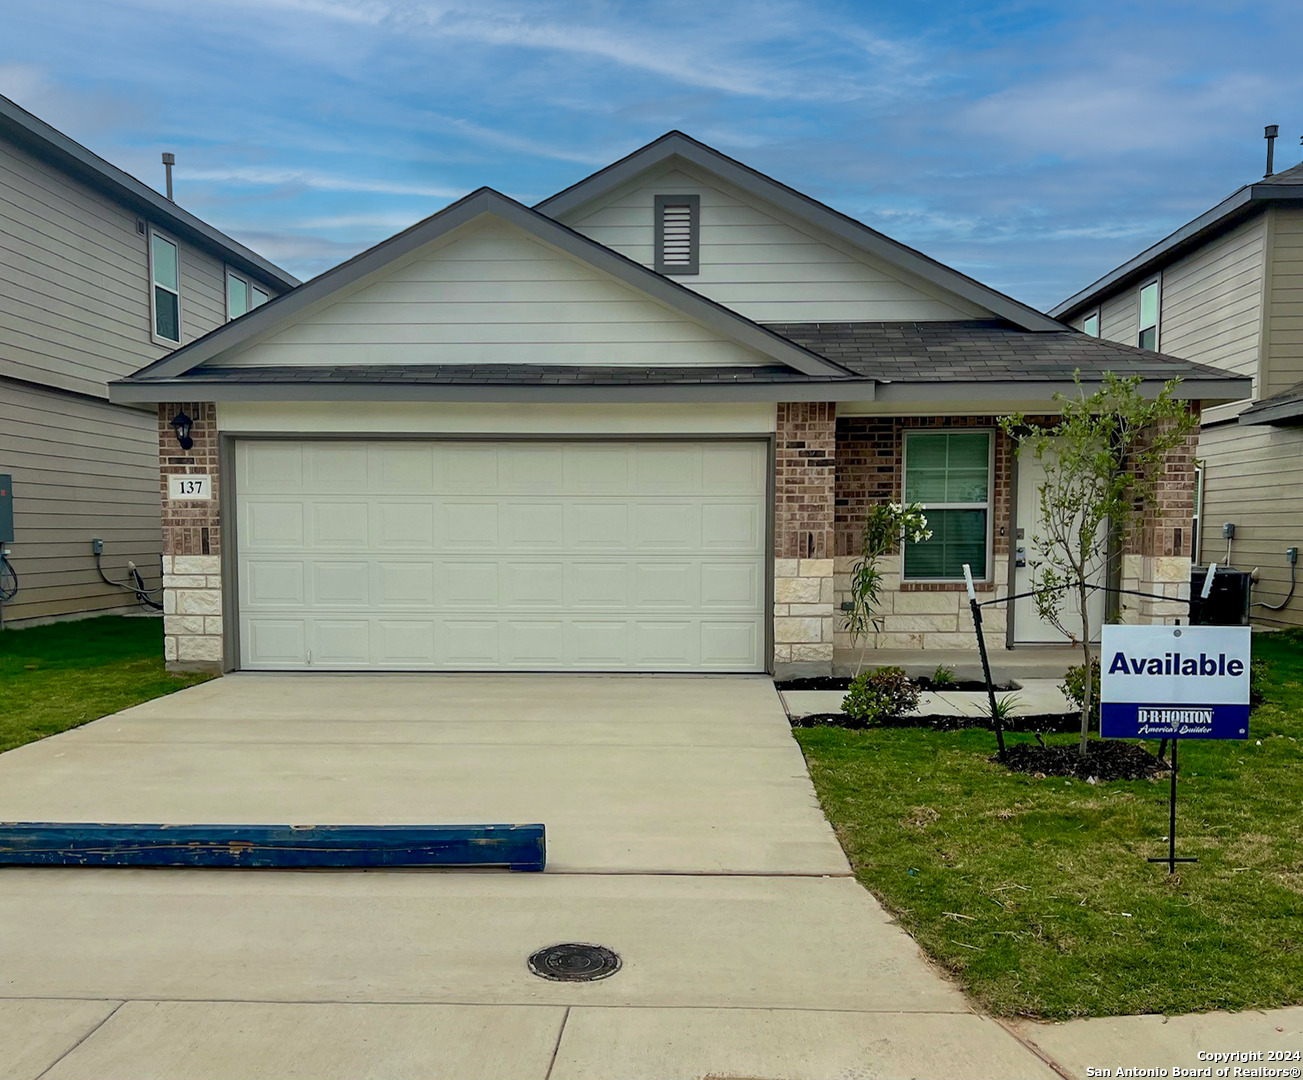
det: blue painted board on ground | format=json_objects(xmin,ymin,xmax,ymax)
[
  {"xmin": 1099, "ymin": 624, "xmax": 1251, "ymax": 740},
  {"xmin": 0, "ymin": 822, "xmax": 546, "ymax": 871}
]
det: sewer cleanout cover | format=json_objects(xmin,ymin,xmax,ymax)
[{"xmin": 527, "ymin": 943, "xmax": 622, "ymax": 982}]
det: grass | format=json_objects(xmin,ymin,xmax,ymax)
[
  {"xmin": 0, "ymin": 615, "xmax": 211, "ymax": 754},
  {"xmin": 795, "ymin": 630, "xmax": 1303, "ymax": 1020}
]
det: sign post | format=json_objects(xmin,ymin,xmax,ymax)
[{"xmin": 1099, "ymin": 624, "xmax": 1251, "ymax": 873}]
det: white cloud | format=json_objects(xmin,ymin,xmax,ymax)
[{"xmin": 182, "ymin": 165, "xmax": 462, "ymax": 199}]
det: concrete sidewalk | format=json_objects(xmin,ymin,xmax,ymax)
[{"xmin": 0, "ymin": 674, "xmax": 1057, "ymax": 1079}]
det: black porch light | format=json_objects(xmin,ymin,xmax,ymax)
[{"xmin": 170, "ymin": 411, "xmax": 194, "ymax": 451}]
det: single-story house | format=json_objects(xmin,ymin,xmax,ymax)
[{"xmin": 108, "ymin": 133, "xmax": 1250, "ymax": 676}]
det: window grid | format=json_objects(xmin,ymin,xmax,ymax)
[{"xmin": 901, "ymin": 431, "xmax": 994, "ymax": 582}]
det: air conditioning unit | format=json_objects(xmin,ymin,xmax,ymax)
[{"xmin": 1189, "ymin": 566, "xmax": 1252, "ymax": 625}]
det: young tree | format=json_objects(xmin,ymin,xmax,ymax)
[
  {"xmin": 999, "ymin": 372, "xmax": 1198, "ymax": 755},
  {"xmin": 843, "ymin": 502, "xmax": 930, "ymax": 675}
]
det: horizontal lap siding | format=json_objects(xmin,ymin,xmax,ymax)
[
  {"xmin": 1265, "ymin": 208, "xmax": 1303, "ymax": 396},
  {"xmin": 1099, "ymin": 289, "xmax": 1140, "ymax": 348},
  {"xmin": 565, "ymin": 166, "xmax": 989, "ymax": 323},
  {"xmin": 1198, "ymin": 421, "xmax": 1303, "ymax": 628},
  {"xmin": 224, "ymin": 218, "xmax": 762, "ymax": 368},
  {"xmin": 0, "ymin": 382, "xmax": 162, "ymax": 623}
]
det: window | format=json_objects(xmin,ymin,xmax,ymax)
[
  {"xmin": 902, "ymin": 431, "xmax": 992, "ymax": 581},
  {"xmin": 149, "ymin": 227, "xmax": 181, "ymax": 342},
  {"xmin": 1082, "ymin": 310, "xmax": 1100, "ymax": 337},
  {"xmin": 226, "ymin": 269, "xmax": 270, "ymax": 321},
  {"xmin": 654, "ymin": 194, "xmax": 700, "ymax": 275},
  {"xmin": 1191, "ymin": 464, "xmax": 1204, "ymax": 563},
  {"xmin": 1138, "ymin": 279, "xmax": 1159, "ymax": 351}
]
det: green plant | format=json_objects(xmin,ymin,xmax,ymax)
[
  {"xmin": 990, "ymin": 693, "xmax": 1022, "ymax": 724},
  {"xmin": 842, "ymin": 665, "xmax": 921, "ymax": 724},
  {"xmin": 1060, "ymin": 658, "xmax": 1101, "ymax": 728},
  {"xmin": 931, "ymin": 664, "xmax": 956, "ymax": 687},
  {"xmin": 1000, "ymin": 372, "xmax": 1199, "ymax": 754},
  {"xmin": 844, "ymin": 502, "xmax": 931, "ymax": 674}
]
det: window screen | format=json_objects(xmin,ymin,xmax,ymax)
[{"xmin": 903, "ymin": 431, "xmax": 991, "ymax": 580}]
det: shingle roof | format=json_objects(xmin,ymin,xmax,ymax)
[
  {"xmin": 763, "ymin": 320, "xmax": 1235, "ymax": 383},
  {"xmin": 1239, "ymin": 381, "xmax": 1303, "ymax": 425}
]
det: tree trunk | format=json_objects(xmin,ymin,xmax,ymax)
[{"xmin": 1078, "ymin": 581, "xmax": 1092, "ymax": 756}]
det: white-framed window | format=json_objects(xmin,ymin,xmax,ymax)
[
  {"xmin": 901, "ymin": 430, "xmax": 993, "ymax": 581},
  {"xmin": 225, "ymin": 268, "xmax": 270, "ymax": 321},
  {"xmin": 1082, "ymin": 310, "xmax": 1100, "ymax": 337},
  {"xmin": 1192, "ymin": 463, "xmax": 1204, "ymax": 563},
  {"xmin": 1138, "ymin": 278, "xmax": 1160, "ymax": 351},
  {"xmin": 148, "ymin": 226, "xmax": 181, "ymax": 343}
]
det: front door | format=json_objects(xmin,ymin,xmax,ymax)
[{"xmin": 1012, "ymin": 439, "xmax": 1107, "ymax": 645}]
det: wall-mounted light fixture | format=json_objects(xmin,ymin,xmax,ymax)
[{"xmin": 170, "ymin": 411, "xmax": 194, "ymax": 451}]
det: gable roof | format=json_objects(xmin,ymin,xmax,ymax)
[
  {"xmin": 534, "ymin": 131, "xmax": 1065, "ymax": 334},
  {"xmin": 0, "ymin": 92, "xmax": 298, "ymax": 291},
  {"xmin": 1050, "ymin": 164, "xmax": 1303, "ymax": 321},
  {"xmin": 1239, "ymin": 380, "xmax": 1303, "ymax": 426},
  {"xmin": 111, "ymin": 187, "xmax": 855, "ymax": 391}
]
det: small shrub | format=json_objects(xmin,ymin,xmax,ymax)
[
  {"xmin": 1061, "ymin": 658, "xmax": 1100, "ymax": 728},
  {"xmin": 1250, "ymin": 658, "xmax": 1270, "ymax": 709},
  {"xmin": 842, "ymin": 666, "xmax": 921, "ymax": 724},
  {"xmin": 931, "ymin": 664, "xmax": 956, "ymax": 687}
]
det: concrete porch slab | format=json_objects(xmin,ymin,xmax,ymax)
[
  {"xmin": 835, "ymin": 646, "xmax": 1089, "ymax": 681},
  {"xmin": 0, "ymin": 999, "xmax": 120, "ymax": 1080},
  {"xmin": 781, "ymin": 680, "xmax": 1071, "ymax": 720}
]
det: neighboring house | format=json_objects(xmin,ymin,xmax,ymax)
[
  {"xmin": 1052, "ymin": 156, "xmax": 1303, "ymax": 629},
  {"xmin": 109, "ymin": 132, "xmax": 1248, "ymax": 676},
  {"xmin": 0, "ymin": 94, "xmax": 297, "ymax": 626}
]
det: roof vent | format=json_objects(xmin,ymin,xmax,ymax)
[
  {"xmin": 1264, "ymin": 125, "xmax": 1278, "ymax": 178},
  {"xmin": 162, "ymin": 152, "xmax": 175, "ymax": 200},
  {"xmin": 654, "ymin": 194, "xmax": 700, "ymax": 275}
]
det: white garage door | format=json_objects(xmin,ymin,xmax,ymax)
[{"xmin": 234, "ymin": 439, "xmax": 768, "ymax": 671}]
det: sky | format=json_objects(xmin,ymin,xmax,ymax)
[{"xmin": 4, "ymin": 0, "xmax": 1302, "ymax": 310}]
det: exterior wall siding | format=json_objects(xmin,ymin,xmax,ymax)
[
  {"xmin": 1197, "ymin": 418, "xmax": 1303, "ymax": 628},
  {"xmin": 1263, "ymin": 206, "xmax": 1303, "ymax": 397},
  {"xmin": 564, "ymin": 165, "xmax": 991, "ymax": 323},
  {"xmin": 221, "ymin": 217, "xmax": 767, "ymax": 369},
  {"xmin": 0, "ymin": 380, "xmax": 162, "ymax": 624}
]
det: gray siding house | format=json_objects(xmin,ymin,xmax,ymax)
[
  {"xmin": 1052, "ymin": 158, "xmax": 1303, "ymax": 629},
  {"xmin": 0, "ymin": 94, "xmax": 296, "ymax": 626},
  {"xmin": 109, "ymin": 133, "xmax": 1247, "ymax": 675}
]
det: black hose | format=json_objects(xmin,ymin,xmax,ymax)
[
  {"xmin": 0, "ymin": 553, "xmax": 16, "ymax": 602},
  {"xmin": 1255, "ymin": 560, "xmax": 1297, "ymax": 612},
  {"xmin": 95, "ymin": 549, "xmax": 163, "ymax": 611}
]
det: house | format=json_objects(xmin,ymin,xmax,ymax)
[
  {"xmin": 0, "ymin": 93, "xmax": 297, "ymax": 626},
  {"xmin": 1052, "ymin": 143, "xmax": 1303, "ymax": 629},
  {"xmin": 107, "ymin": 132, "xmax": 1249, "ymax": 676}
]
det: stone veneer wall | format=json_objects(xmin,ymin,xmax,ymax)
[
  {"xmin": 158, "ymin": 402, "xmax": 223, "ymax": 671},
  {"xmin": 832, "ymin": 416, "xmax": 1013, "ymax": 653},
  {"xmin": 773, "ymin": 403, "xmax": 837, "ymax": 673}
]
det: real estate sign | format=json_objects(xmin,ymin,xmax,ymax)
[{"xmin": 1100, "ymin": 624, "xmax": 1251, "ymax": 740}]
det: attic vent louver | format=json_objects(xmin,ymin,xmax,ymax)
[{"xmin": 654, "ymin": 194, "xmax": 700, "ymax": 275}]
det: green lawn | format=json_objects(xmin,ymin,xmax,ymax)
[
  {"xmin": 0, "ymin": 616, "xmax": 211, "ymax": 754},
  {"xmin": 796, "ymin": 630, "xmax": 1303, "ymax": 1020}
]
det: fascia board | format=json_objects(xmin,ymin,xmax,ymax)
[
  {"xmin": 124, "ymin": 188, "xmax": 853, "ymax": 383},
  {"xmin": 536, "ymin": 132, "xmax": 1066, "ymax": 333},
  {"xmin": 0, "ymin": 94, "xmax": 298, "ymax": 291},
  {"xmin": 873, "ymin": 376, "xmax": 1253, "ymax": 404}
]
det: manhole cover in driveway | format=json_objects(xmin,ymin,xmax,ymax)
[{"xmin": 528, "ymin": 943, "xmax": 621, "ymax": 982}]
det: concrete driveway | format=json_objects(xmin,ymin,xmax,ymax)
[{"xmin": 0, "ymin": 675, "xmax": 1054, "ymax": 1079}]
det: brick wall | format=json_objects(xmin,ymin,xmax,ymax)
[
  {"xmin": 773, "ymin": 403, "xmax": 837, "ymax": 674},
  {"xmin": 158, "ymin": 402, "xmax": 223, "ymax": 671}
]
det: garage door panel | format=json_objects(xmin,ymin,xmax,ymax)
[{"xmin": 236, "ymin": 440, "xmax": 767, "ymax": 671}]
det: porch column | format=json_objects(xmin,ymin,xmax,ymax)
[
  {"xmin": 158, "ymin": 402, "xmax": 224, "ymax": 672},
  {"xmin": 773, "ymin": 402, "xmax": 836, "ymax": 676},
  {"xmin": 1118, "ymin": 409, "xmax": 1199, "ymax": 625}
]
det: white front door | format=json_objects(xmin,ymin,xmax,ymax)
[
  {"xmin": 1012, "ymin": 439, "xmax": 1107, "ymax": 645},
  {"xmin": 233, "ymin": 439, "xmax": 768, "ymax": 671}
]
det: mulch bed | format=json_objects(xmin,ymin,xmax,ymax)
[
  {"xmin": 995, "ymin": 740, "xmax": 1169, "ymax": 781},
  {"xmin": 790, "ymin": 711, "xmax": 1083, "ymax": 733},
  {"xmin": 777, "ymin": 676, "xmax": 1017, "ymax": 693}
]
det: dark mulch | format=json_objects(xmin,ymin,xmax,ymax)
[
  {"xmin": 790, "ymin": 711, "xmax": 1083, "ymax": 733},
  {"xmin": 776, "ymin": 676, "xmax": 1016, "ymax": 693},
  {"xmin": 995, "ymin": 740, "xmax": 1169, "ymax": 781}
]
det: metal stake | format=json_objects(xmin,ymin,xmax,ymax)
[
  {"xmin": 1148, "ymin": 737, "xmax": 1197, "ymax": 874},
  {"xmin": 964, "ymin": 564, "xmax": 1005, "ymax": 757}
]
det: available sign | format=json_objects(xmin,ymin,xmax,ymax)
[{"xmin": 1100, "ymin": 624, "xmax": 1251, "ymax": 740}]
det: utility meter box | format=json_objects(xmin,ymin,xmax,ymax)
[{"xmin": 0, "ymin": 474, "xmax": 13, "ymax": 544}]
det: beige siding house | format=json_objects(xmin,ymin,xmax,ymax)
[
  {"xmin": 1052, "ymin": 163, "xmax": 1303, "ymax": 628},
  {"xmin": 108, "ymin": 133, "xmax": 1246, "ymax": 675},
  {"xmin": 0, "ymin": 94, "xmax": 296, "ymax": 626}
]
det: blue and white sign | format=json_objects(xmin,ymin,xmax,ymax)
[{"xmin": 1100, "ymin": 624, "xmax": 1251, "ymax": 740}]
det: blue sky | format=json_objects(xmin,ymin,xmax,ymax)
[{"xmin": 4, "ymin": 0, "xmax": 1301, "ymax": 309}]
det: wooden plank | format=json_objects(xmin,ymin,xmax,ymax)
[{"xmin": 0, "ymin": 822, "xmax": 546, "ymax": 872}]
